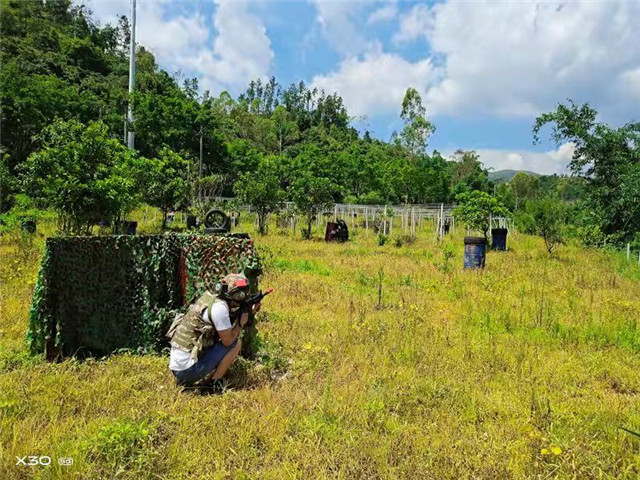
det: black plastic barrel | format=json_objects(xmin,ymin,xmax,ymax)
[
  {"xmin": 464, "ymin": 236, "xmax": 486, "ymax": 269},
  {"xmin": 122, "ymin": 221, "xmax": 137, "ymax": 235},
  {"xmin": 491, "ymin": 228, "xmax": 508, "ymax": 250},
  {"xmin": 186, "ymin": 215, "xmax": 197, "ymax": 229}
]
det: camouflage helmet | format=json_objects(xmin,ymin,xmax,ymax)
[{"xmin": 215, "ymin": 273, "xmax": 249, "ymax": 302}]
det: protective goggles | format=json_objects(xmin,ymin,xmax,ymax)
[{"xmin": 227, "ymin": 287, "xmax": 248, "ymax": 302}]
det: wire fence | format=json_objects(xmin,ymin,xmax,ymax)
[{"xmin": 149, "ymin": 198, "xmax": 514, "ymax": 239}]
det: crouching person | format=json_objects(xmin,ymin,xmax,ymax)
[{"xmin": 166, "ymin": 273, "xmax": 259, "ymax": 391}]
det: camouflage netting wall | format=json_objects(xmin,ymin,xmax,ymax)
[{"xmin": 27, "ymin": 234, "xmax": 261, "ymax": 358}]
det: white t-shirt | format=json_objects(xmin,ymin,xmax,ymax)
[{"xmin": 169, "ymin": 301, "xmax": 233, "ymax": 371}]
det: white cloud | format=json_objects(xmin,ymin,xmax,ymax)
[
  {"xmin": 393, "ymin": 4, "xmax": 430, "ymax": 43},
  {"xmin": 311, "ymin": 52, "xmax": 438, "ymax": 118},
  {"xmin": 84, "ymin": 0, "xmax": 273, "ymax": 94},
  {"xmin": 368, "ymin": 4, "xmax": 398, "ymax": 25},
  {"xmin": 196, "ymin": 1, "xmax": 274, "ymax": 93},
  {"xmin": 310, "ymin": 0, "xmax": 376, "ymax": 57},
  {"xmin": 394, "ymin": 1, "xmax": 640, "ymax": 120},
  {"xmin": 473, "ymin": 143, "xmax": 575, "ymax": 175}
]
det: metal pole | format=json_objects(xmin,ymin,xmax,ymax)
[
  {"xmin": 199, "ymin": 126, "xmax": 203, "ymax": 201},
  {"xmin": 127, "ymin": 0, "xmax": 136, "ymax": 149}
]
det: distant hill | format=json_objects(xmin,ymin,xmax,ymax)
[{"xmin": 489, "ymin": 169, "xmax": 542, "ymax": 182}]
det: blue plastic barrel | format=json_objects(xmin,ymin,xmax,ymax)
[
  {"xmin": 464, "ymin": 236, "xmax": 486, "ymax": 269},
  {"xmin": 491, "ymin": 228, "xmax": 508, "ymax": 251}
]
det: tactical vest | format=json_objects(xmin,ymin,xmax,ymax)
[{"xmin": 166, "ymin": 291, "xmax": 225, "ymax": 361}]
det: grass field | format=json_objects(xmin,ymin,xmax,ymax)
[{"xmin": 2, "ymin": 214, "xmax": 640, "ymax": 479}]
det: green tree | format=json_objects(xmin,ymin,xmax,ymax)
[
  {"xmin": 270, "ymin": 105, "xmax": 299, "ymax": 155},
  {"xmin": 399, "ymin": 87, "xmax": 435, "ymax": 159},
  {"xmin": 518, "ymin": 197, "xmax": 567, "ymax": 256},
  {"xmin": 533, "ymin": 100, "xmax": 640, "ymax": 245},
  {"xmin": 143, "ymin": 148, "xmax": 190, "ymax": 229},
  {"xmin": 0, "ymin": 154, "xmax": 18, "ymax": 213},
  {"xmin": 290, "ymin": 173, "xmax": 335, "ymax": 239},
  {"xmin": 21, "ymin": 119, "xmax": 142, "ymax": 234},
  {"xmin": 234, "ymin": 157, "xmax": 285, "ymax": 234},
  {"xmin": 508, "ymin": 172, "xmax": 539, "ymax": 209},
  {"xmin": 448, "ymin": 150, "xmax": 492, "ymax": 197},
  {"xmin": 453, "ymin": 190, "xmax": 509, "ymax": 240}
]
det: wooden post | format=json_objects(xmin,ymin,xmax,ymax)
[
  {"xmin": 383, "ymin": 206, "xmax": 387, "ymax": 235},
  {"xmin": 411, "ymin": 208, "xmax": 415, "ymax": 236},
  {"xmin": 627, "ymin": 243, "xmax": 631, "ymax": 260},
  {"xmin": 334, "ymin": 204, "xmax": 338, "ymax": 222},
  {"xmin": 365, "ymin": 207, "xmax": 369, "ymax": 235}
]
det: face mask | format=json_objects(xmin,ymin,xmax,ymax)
[{"xmin": 229, "ymin": 289, "xmax": 247, "ymax": 302}]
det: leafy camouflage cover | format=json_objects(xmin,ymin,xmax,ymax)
[{"xmin": 27, "ymin": 234, "xmax": 261, "ymax": 358}]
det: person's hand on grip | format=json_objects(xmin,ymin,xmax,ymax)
[
  {"xmin": 240, "ymin": 312, "xmax": 249, "ymax": 328},
  {"xmin": 252, "ymin": 302, "xmax": 262, "ymax": 314}
]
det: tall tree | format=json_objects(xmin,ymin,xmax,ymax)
[
  {"xmin": 21, "ymin": 119, "xmax": 143, "ymax": 233},
  {"xmin": 399, "ymin": 87, "xmax": 435, "ymax": 159},
  {"xmin": 533, "ymin": 100, "xmax": 640, "ymax": 244}
]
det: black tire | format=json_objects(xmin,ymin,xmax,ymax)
[
  {"xmin": 464, "ymin": 236, "xmax": 486, "ymax": 245},
  {"xmin": 204, "ymin": 209, "xmax": 229, "ymax": 230}
]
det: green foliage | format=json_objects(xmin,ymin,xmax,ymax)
[
  {"xmin": 0, "ymin": 154, "xmax": 18, "ymax": 211},
  {"xmin": 376, "ymin": 233, "xmax": 388, "ymax": 246},
  {"xmin": 533, "ymin": 100, "xmax": 640, "ymax": 245},
  {"xmin": 509, "ymin": 172, "xmax": 540, "ymax": 209},
  {"xmin": 448, "ymin": 150, "xmax": 492, "ymax": 196},
  {"xmin": 83, "ymin": 419, "xmax": 157, "ymax": 474},
  {"xmin": 0, "ymin": 194, "xmax": 44, "ymax": 234},
  {"xmin": 142, "ymin": 148, "xmax": 190, "ymax": 229},
  {"xmin": 518, "ymin": 197, "xmax": 567, "ymax": 256},
  {"xmin": 399, "ymin": 88, "xmax": 435, "ymax": 158},
  {"xmin": 437, "ymin": 244, "xmax": 456, "ymax": 273},
  {"xmin": 21, "ymin": 119, "xmax": 143, "ymax": 233},
  {"xmin": 453, "ymin": 190, "xmax": 509, "ymax": 239},
  {"xmin": 234, "ymin": 157, "xmax": 285, "ymax": 234},
  {"xmin": 291, "ymin": 173, "xmax": 335, "ymax": 239},
  {"xmin": 393, "ymin": 234, "xmax": 416, "ymax": 248}
]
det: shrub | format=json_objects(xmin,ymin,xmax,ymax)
[
  {"xmin": 21, "ymin": 119, "xmax": 144, "ymax": 234},
  {"xmin": 453, "ymin": 190, "xmax": 509, "ymax": 240},
  {"xmin": 234, "ymin": 156, "xmax": 285, "ymax": 235},
  {"xmin": 393, "ymin": 234, "xmax": 416, "ymax": 248},
  {"xmin": 82, "ymin": 419, "xmax": 157, "ymax": 474},
  {"xmin": 520, "ymin": 196, "xmax": 567, "ymax": 256}
]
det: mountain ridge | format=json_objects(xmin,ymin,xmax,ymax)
[{"xmin": 488, "ymin": 169, "xmax": 542, "ymax": 182}]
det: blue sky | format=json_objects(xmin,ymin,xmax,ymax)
[{"xmin": 86, "ymin": 0, "xmax": 640, "ymax": 174}]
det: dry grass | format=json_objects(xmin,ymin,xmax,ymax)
[{"xmin": 2, "ymin": 214, "xmax": 640, "ymax": 479}]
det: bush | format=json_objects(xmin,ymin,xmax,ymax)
[
  {"xmin": 453, "ymin": 190, "xmax": 509, "ymax": 240},
  {"xmin": 393, "ymin": 234, "xmax": 416, "ymax": 248},
  {"xmin": 520, "ymin": 196, "xmax": 567, "ymax": 256},
  {"xmin": 82, "ymin": 419, "xmax": 157, "ymax": 474},
  {"xmin": 21, "ymin": 119, "xmax": 144, "ymax": 234},
  {"xmin": 377, "ymin": 233, "xmax": 388, "ymax": 246}
]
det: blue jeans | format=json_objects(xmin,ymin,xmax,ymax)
[{"xmin": 172, "ymin": 339, "xmax": 238, "ymax": 386}]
